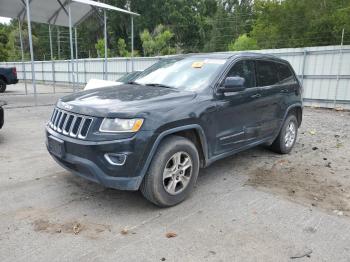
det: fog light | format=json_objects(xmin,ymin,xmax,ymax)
[{"xmin": 104, "ymin": 153, "xmax": 127, "ymax": 166}]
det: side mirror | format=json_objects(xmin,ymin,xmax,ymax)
[{"xmin": 218, "ymin": 76, "xmax": 246, "ymax": 93}]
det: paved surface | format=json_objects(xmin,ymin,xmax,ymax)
[
  {"xmin": 1, "ymin": 86, "xmax": 350, "ymax": 262},
  {"xmin": 2, "ymin": 82, "xmax": 80, "ymax": 108}
]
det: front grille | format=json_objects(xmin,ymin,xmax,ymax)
[{"xmin": 49, "ymin": 108, "xmax": 93, "ymax": 139}]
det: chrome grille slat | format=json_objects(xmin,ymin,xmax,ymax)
[
  {"xmin": 62, "ymin": 114, "xmax": 72, "ymax": 135},
  {"xmin": 53, "ymin": 111, "xmax": 62, "ymax": 130},
  {"xmin": 57, "ymin": 113, "xmax": 67, "ymax": 132},
  {"xmin": 48, "ymin": 108, "xmax": 93, "ymax": 140},
  {"xmin": 69, "ymin": 116, "xmax": 77, "ymax": 136},
  {"xmin": 51, "ymin": 109, "xmax": 59, "ymax": 128}
]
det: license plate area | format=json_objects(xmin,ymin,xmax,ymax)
[{"xmin": 48, "ymin": 136, "xmax": 65, "ymax": 158}]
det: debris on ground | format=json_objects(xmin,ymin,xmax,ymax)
[
  {"xmin": 165, "ymin": 232, "xmax": 177, "ymax": 238},
  {"xmin": 336, "ymin": 143, "xmax": 343, "ymax": 148},
  {"xmin": 333, "ymin": 210, "xmax": 344, "ymax": 216},
  {"xmin": 309, "ymin": 129, "xmax": 316, "ymax": 135},
  {"xmin": 120, "ymin": 228, "xmax": 129, "ymax": 235},
  {"xmin": 290, "ymin": 249, "xmax": 312, "ymax": 259},
  {"xmin": 312, "ymin": 146, "xmax": 318, "ymax": 150},
  {"xmin": 73, "ymin": 223, "xmax": 82, "ymax": 235}
]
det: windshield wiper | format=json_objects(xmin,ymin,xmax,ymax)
[{"xmin": 145, "ymin": 83, "xmax": 174, "ymax": 89}]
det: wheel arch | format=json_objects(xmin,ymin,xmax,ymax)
[
  {"xmin": 137, "ymin": 124, "xmax": 209, "ymax": 188},
  {"xmin": 286, "ymin": 104, "xmax": 303, "ymax": 127}
]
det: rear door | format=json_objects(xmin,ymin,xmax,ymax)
[{"xmin": 255, "ymin": 60, "xmax": 283, "ymax": 138}]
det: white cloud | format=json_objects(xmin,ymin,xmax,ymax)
[{"xmin": 0, "ymin": 17, "xmax": 11, "ymax": 25}]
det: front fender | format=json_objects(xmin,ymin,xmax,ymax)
[{"xmin": 135, "ymin": 124, "xmax": 208, "ymax": 189}]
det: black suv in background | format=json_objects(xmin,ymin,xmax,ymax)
[{"xmin": 46, "ymin": 53, "xmax": 302, "ymax": 207}]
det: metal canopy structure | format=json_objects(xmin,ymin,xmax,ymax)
[
  {"xmin": 0, "ymin": 0, "xmax": 140, "ymax": 105},
  {"xmin": 0, "ymin": 0, "xmax": 92, "ymax": 27}
]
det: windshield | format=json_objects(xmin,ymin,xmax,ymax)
[{"xmin": 132, "ymin": 57, "xmax": 227, "ymax": 91}]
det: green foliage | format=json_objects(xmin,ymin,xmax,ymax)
[
  {"xmin": 140, "ymin": 25, "xmax": 176, "ymax": 56},
  {"xmin": 95, "ymin": 38, "xmax": 110, "ymax": 58},
  {"xmin": 117, "ymin": 38, "xmax": 130, "ymax": 57},
  {"xmin": 1, "ymin": 0, "xmax": 350, "ymax": 61},
  {"xmin": 0, "ymin": 32, "xmax": 8, "ymax": 61},
  {"xmin": 228, "ymin": 34, "xmax": 258, "ymax": 51},
  {"xmin": 251, "ymin": 0, "xmax": 350, "ymax": 49}
]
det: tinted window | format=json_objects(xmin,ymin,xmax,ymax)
[
  {"xmin": 277, "ymin": 63, "xmax": 296, "ymax": 84},
  {"xmin": 256, "ymin": 60, "xmax": 279, "ymax": 86},
  {"xmin": 226, "ymin": 60, "xmax": 256, "ymax": 88}
]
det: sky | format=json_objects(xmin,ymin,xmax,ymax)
[{"xmin": 0, "ymin": 16, "xmax": 11, "ymax": 24}]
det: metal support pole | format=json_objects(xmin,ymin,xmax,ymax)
[
  {"xmin": 42, "ymin": 59, "xmax": 45, "ymax": 83},
  {"xmin": 25, "ymin": 0, "xmax": 37, "ymax": 105},
  {"xmin": 131, "ymin": 15, "xmax": 134, "ymax": 71},
  {"xmin": 103, "ymin": 10, "xmax": 107, "ymax": 80},
  {"xmin": 68, "ymin": 4, "xmax": 75, "ymax": 92},
  {"xmin": 49, "ymin": 24, "xmax": 55, "ymax": 93},
  {"xmin": 75, "ymin": 27, "xmax": 79, "ymax": 87},
  {"xmin": 301, "ymin": 50, "xmax": 307, "ymax": 87},
  {"xmin": 333, "ymin": 28, "xmax": 345, "ymax": 108},
  {"xmin": 83, "ymin": 58, "xmax": 87, "ymax": 84},
  {"xmin": 57, "ymin": 27, "xmax": 60, "ymax": 60},
  {"xmin": 18, "ymin": 20, "xmax": 27, "ymax": 95}
]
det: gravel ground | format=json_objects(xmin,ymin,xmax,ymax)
[{"xmin": 0, "ymin": 91, "xmax": 350, "ymax": 261}]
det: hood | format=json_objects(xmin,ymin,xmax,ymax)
[{"xmin": 57, "ymin": 84, "xmax": 196, "ymax": 118}]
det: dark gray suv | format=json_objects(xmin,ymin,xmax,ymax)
[{"xmin": 46, "ymin": 52, "xmax": 303, "ymax": 207}]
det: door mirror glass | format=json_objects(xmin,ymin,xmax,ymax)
[{"xmin": 219, "ymin": 76, "xmax": 246, "ymax": 93}]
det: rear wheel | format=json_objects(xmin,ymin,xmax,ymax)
[
  {"xmin": 0, "ymin": 79, "xmax": 6, "ymax": 93},
  {"xmin": 270, "ymin": 114, "xmax": 298, "ymax": 154},
  {"xmin": 140, "ymin": 135, "xmax": 199, "ymax": 207}
]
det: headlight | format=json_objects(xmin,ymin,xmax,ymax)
[{"xmin": 99, "ymin": 118, "xmax": 144, "ymax": 133}]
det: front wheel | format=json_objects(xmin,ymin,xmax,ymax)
[
  {"xmin": 270, "ymin": 114, "xmax": 298, "ymax": 154},
  {"xmin": 140, "ymin": 135, "xmax": 200, "ymax": 207}
]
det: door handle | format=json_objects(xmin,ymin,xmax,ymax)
[{"xmin": 251, "ymin": 94, "xmax": 261, "ymax": 99}]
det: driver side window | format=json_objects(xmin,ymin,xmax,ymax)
[{"xmin": 226, "ymin": 60, "xmax": 256, "ymax": 88}]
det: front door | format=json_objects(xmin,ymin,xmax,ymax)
[{"xmin": 212, "ymin": 59, "xmax": 261, "ymax": 156}]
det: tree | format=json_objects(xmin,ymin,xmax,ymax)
[
  {"xmin": 117, "ymin": 38, "xmax": 130, "ymax": 57},
  {"xmin": 95, "ymin": 38, "xmax": 110, "ymax": 58},
  {"xmin": 228, "ymin": 34, "xmax": 258, "ymax": 51},
  {"xmin": 0, "ymin": 26, "xmax": 9, "ymax": 61},
  {"xmin": 140, "ymin": 24, "xmax": 176, "ymax": 56}
]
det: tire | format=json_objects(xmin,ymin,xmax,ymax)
[
  {"xmin": 140, "ymin": 135, "xmax": 200, "ymax": 207},
  {"xmin": 270, "ymin": 114, "xmax": 298, "ymax": 154},
  {"xmin": 0, "ymin": 79, "xmax": 6, "ymax": 93}
]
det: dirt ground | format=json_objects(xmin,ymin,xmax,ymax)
[
  {"xmin": 1, "ymin": 85, "xmax": 350, "ymax": 261},
  {"xmin": 246, "ymin": 108, "xmax": 350, "ymax": 217}
]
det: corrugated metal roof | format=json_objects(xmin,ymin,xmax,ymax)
[{"xmin": 0, "ymin": 0, "xmax": 138, "ymax": 27}]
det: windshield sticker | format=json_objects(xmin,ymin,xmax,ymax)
[
  {"xmin": 192, "ymin": 61, "xmax": 204, "ymax": 68},
  {"xmin": 204, "ymin": 59, "xmax": 226, "ymax": 65}
]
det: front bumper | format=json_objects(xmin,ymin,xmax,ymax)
[{"xmin": 46, "ymin": 126, "xmax": 154, "ymax": 190}]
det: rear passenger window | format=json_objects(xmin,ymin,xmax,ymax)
[
  {"xmin": 226, "ymin": 60, "xmax": 256, "ymax": 88},
  {"xmin": 277, "ymin": 63, "xmax": 296, "ymax": 84},
  {"xmin": 256, "ymin": 61, "xmax": 279, "ymax": 86}
]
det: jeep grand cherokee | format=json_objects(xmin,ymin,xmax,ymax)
[{"xmin": 46, "ymin": 53, "xmax": 302, "ymax": 207}]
